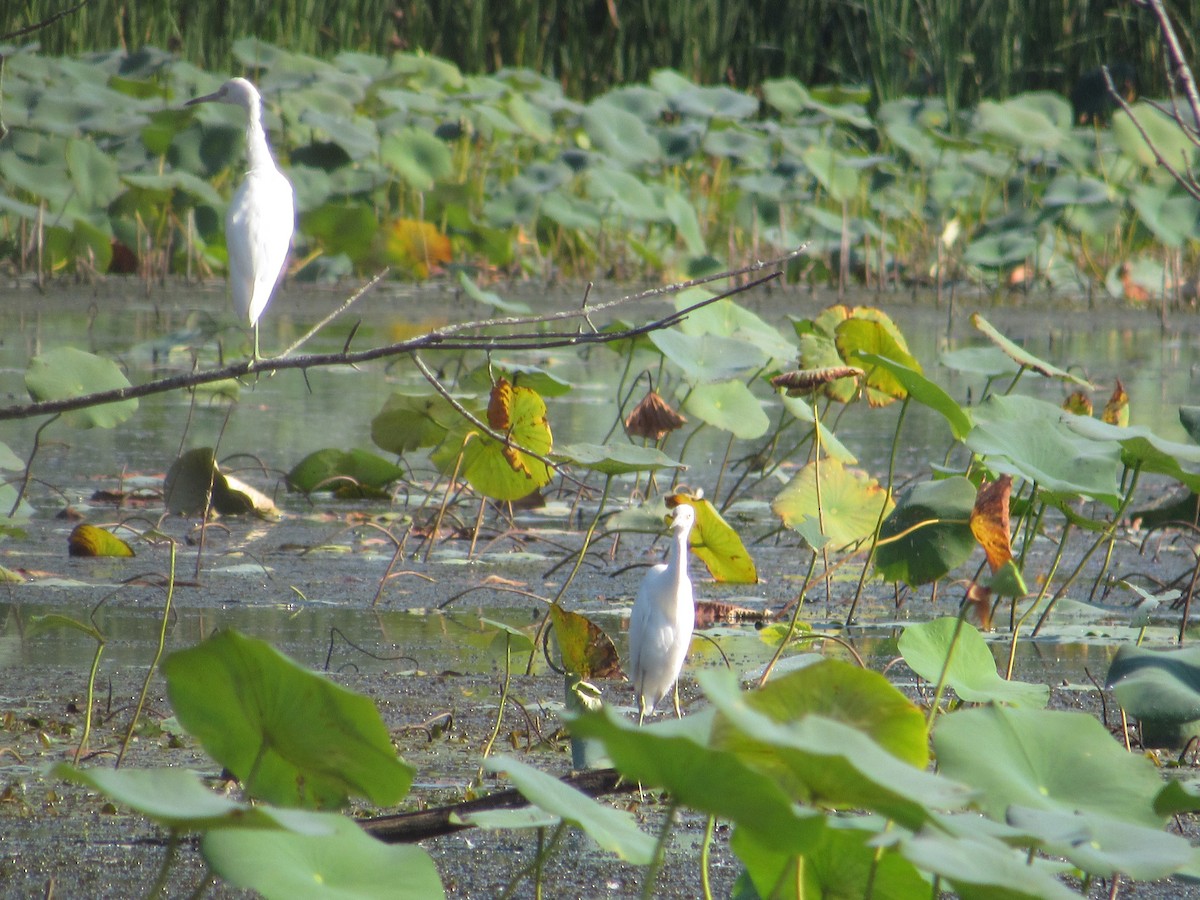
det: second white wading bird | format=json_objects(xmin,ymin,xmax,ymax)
[
  {"xmin": 187, "ymin": 77, "xmax": 294, "ymax": 363},
  {"xmin": 629, "ymin": 504, "xmax": 696, "ymax": 724}
]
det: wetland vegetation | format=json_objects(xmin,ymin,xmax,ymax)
[{"xmin": 6, "ymin": 1, "xmax": 1200, "ymax": 898}]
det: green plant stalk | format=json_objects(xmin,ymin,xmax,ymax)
[
  {"xmin": 478, "ymin": 633, "xmax": 516, "ymax": 784},
  {"xmin": 144, "ymin": 828, "xmax": 180, "ymax": 900},
  {"xmin": 72, "ymin": 634, "xmax": 107, "ymax": 765},
  {"xmin": 500, "ymin": 821, "xmax": 567, "ymax": 900},
  {"xmin": 11, "ymin": 413, "xmax": 57, "ymax": 516},
  {"xmin": 117, "ymin": 542, "xmax": 176, "ymax": 768},
  {"xmin": 848, "ymin": 395, "xmax": 911, "ymax": 623},
  {"xmin": 1005, "ymin": 522, "xmax": 1071, "ymax": 680},
  {"xmin": 758, "ymin": 550, "xmax": 819, "ymax": 686},
  {"xmin": 640, "ymin": 800, "xmax": 679, "ymax": 900},
  {"xmin": 699, "ymin": 813, "xmax": 716, "ymax": 900},
  {"xmin": 527, "ymin": 475, "xmax": 612, "ymax": 675},
  {"xmin": 1032, "ymin": 466, "xmax": 1142, "ymax": 637},
  {"xmin": 926, "ymin": 602, "xmax": 969, "ymax": 732}
]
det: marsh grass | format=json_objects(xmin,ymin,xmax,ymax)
[{"xmin": 8, "ymin": 0, "xmax": 1189, "ymax": 106}]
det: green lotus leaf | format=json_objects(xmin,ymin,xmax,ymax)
[
  {"xmin": 875, "ymin": 477, "xmax": 977, "ymax": 586},
  {"xmin": 25, "ymin": 347, "xmax": 138, "ymax": 429}
]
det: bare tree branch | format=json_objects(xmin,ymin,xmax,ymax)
[{"xmin": 0, "ymin": 254, "xmax": 798, "ymax": 422}]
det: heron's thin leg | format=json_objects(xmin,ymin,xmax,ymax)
[{"xmin": 672, "ymin": 682, "xmax": 682, "ymax": 719}]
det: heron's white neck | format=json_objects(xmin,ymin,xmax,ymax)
[
  {"xmin": 667, "ymin": 524, "xmax": 691, "ymax": 591},
  {"xmin": 243, "ymin": 98, "xmax": 278, "ymax": 174}
]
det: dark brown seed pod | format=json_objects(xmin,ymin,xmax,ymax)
[{"xmin": 624, "ymin": 390, "xmax": 687, "ymax": 441}]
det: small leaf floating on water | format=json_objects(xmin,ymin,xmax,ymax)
[
  {"xmin": 1102, "ymin": 378, "xmax": 1130, "ymax": 427},
  {"xmin": 624, "ymin": 390, "xmax": 687, "ymax": 441},
  {"xmin": 68, "ymin": 523, "xmax": 135, "ymax": 558},
  {"xmin": 770, "ymin": 365, "xmax": 864, "ymax": 397}
]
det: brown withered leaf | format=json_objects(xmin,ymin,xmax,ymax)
[
  {"xmin": 549, "ymin": 604, "xmax": 623, "ymax": 679},
  {"xmin": 1062, "ymin": 391, "xmax": 1093, "ymax": 417},
  {"xmin": 969, "ymin": 475, "xmax": 1013, "ymax": 574},
  {"xmin": 964, "ymin": 581, "xmax": 994, "ymax": 630},
  {"xmin": 488, "ymin": 378, "xmax": 513, "ymax": 431},
  {"xmin": 1102, "ymin": 378, "xmax": 1129, "ymax": 427},
  {"xmin": 770, "ymin": 366, "xmax": 865, "ymax": 397},
  {"xmin": 624, "ymin": 390, "xmax": 687, "ymax": 441},
  {"xmin": 693, "ymin": 600, "xmax": 768, "ymax": 629}
]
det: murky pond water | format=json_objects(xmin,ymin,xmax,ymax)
[{"xmin": 2, "ymin": 278, "xmax": 1199, "ymax": 897}]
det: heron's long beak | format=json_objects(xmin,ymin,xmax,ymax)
[{"xmin": 186, "ymin": 91, "xmax": 222, "ymax": 107}]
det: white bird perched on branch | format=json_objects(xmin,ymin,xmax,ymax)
[
  {"xmin": 187, "ymin": 77, "xmax": 294, "ymax": 363},
  {"xmin": 629, "ymin": 503, "xmax": 696, "ymax": 723}
]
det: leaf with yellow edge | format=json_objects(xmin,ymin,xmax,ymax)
[
  {"xmin": 772, "ymin": 458, "xmax": 894, "ymax": 551},
  {"xmin": 549, "ymin": 604, "xmax": 623, "ymax": 679},
  {"xmin": 666, "ymin": 494, "xmax": 757, "ymax": 583},
  {"xmin": 835, "ymin": 317, "xmax": 921, "ymax": 407},
  {"xmin": 383, "ymin": 218, "xmax": 451, "ymax": 278},
  {"xmin": 434, "ymin": 379, "xmax": 554, "ymax": 501},
  {"xmin": 1102, "ymin": 378, "xmax": 1130, "ymax": 426},
  {"xmin": 68, "ymin": 523, "xmax": 134, "ymax": 558}
]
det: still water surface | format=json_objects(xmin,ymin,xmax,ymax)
[{"xmin": 1, "ymin": 280, "xmax": 1198, "ymax": 692}]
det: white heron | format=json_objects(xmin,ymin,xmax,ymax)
[
  {"xmin": 187, "ymin": 77, "xmax": 294, "ymax": 363},
  {"xmin": 629, "ymin": 503, "xmax": 696, "ymax": 723}
]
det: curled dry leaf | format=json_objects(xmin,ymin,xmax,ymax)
[
  {"xmin": 969, "ymin": 475, "xmax": 1013, "ymax": 574},
  {"xmin": 624, "ymin": 390, "xmax": 687, "ymax": 441},
  {"xmin": 770, "ymin": 366, "xmax": 865, "ymax": 397},
  {"xmin": 1102, "ymin": 378, "xmax": 1130, "ymax": 427},
  {"xmin": 964, "ymin": 581, "xmax": 994, "ymax": 631},
  {"xmin": 1062, "ymin": 391, "xmax": 1093, "ymax": 417}
]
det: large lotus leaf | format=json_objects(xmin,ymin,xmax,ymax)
[
  {"xmin": 681, "ymin": 496, "xmax": 757, "ymax": 583},
  {"xmin": 933, "ymin": 705, "xmax": 1165, "ymax": 828},
  {"xmin": 874, "ymin": 477, "xmax": 977, "ymax": 587},
  {"xmin": 551, "ymin": 442, "xmax": 684, "ymax": 476},
  {"xmin": 900, "ymin": 829, "xmax": 1080, "ymax": 900},
  {"xmin": 939, "ymin": 345, "xmax": 1021, "ymax": 378},
  {"xmin": 740, "ymin": 658, "xmax": 928, "ymax": 767},
  {"xmin": 703, "ymin": 671, "xmax": 973, "ymax": 828},
  {"xmin": 966, "ymin": 394, "xmax": 1123, "ymax": 507},
  {"xmin": 703, "ymin": 127, "xmax": 769, "ymax": 167},
  {"xmin": 1006, "ymin": 805, "xmax": 1194, "ymax": 880},
  {"xmin": 772, "ymin": 457, "xmax": 892, "ymax": 551},
  {"xmin": 581, "ymin": 101, "xmax": 661, "ymax": 168},
  {"xmin": 674, "ymin": 293, "xmax": 796, "ymax": 364},
  {"xmin": 285, "ymin": 448, "xmax": 406, "ymax": 496},
  {"xmin": 1043, "ymin": 172, "xmax": 1111, "ymax": 207},
  {"xmin": 731, "ymin": 820, "xmax": 929, "ymax": 900},
  {"xmin": 432, "ymin": 381, "xmax": 553, "ymax": 501},
  {"xmin": 970, "ymin": 313, "xmax": 1093, "ymax": 386},
  {"xmin": 1114, "ymin": 101, "xmax": 1198, "ymax": 170},
  {"xmin": 25, "ymin": 347, "xmax": 138, "ymax": 429},
  {"xmin": 1105, "ymin": 644, "xmax": 1200, "ymax": 748},
  {"xmin": 55, "ymin": 765, "xmax": 331, "ymax": 835},
  {"xmin": 1063, "ymin": 415, "xmax": 1200, "ymax": 494},
  {"xmin": 163, "ymin": 447, "xmax": 275, "ymax": 517},
  {"xmin": 569, "ymin": 706, "xmax": 827, "ymax": 853},
  {"xmin": 857, "ymin": 352, "xmax": 972, "ymax": 439},
  {"xmin": 300, "ymin": 201, "xmax": 378, "ymax": 263},
  {"xmin": 661, "ymin": 189, "xmax": 705, "ymax": 255},
  {"xmin": 963, "ymin": 229, "xmax": 1038, "ymax": 268},
  {"xmin": 379, "ymin": 127, "xmax": 453, "ymax": 191},
  {"xmin": 683, "ymin": 380, "xmax": 769, "ymax": 439},
  {"xmin": 66, "ymin": 138, "xmax": 122, "ymax": 209},
  {"xmin": 484, "ymin": 756, "xmax": 653, "ymax": 864},
  {"xmin": 585, "ymin": 166, "xmax": 662, "ymax": 220},
  {"xmin": 371, "ymin": 389, "xmax": 474, "ymax": 455},
  {"xmin": 762, "ymin": 77, "xmax": 814, "ymax": 116},
  {"xmin": 795, "ymin": 330, "xmax": 859, "ymax": 403},
  {"xmin": 834, "ymin": 319, "xmax": 921, "ymax": 407},
  {"xmin": 1180, "ymin": 405, "xmax": 1200, "ymax": 444},
  {"xmin": 974, "ymin": 95, "xmax": 1067, "ymax": 154},
  {"xmin": 898, "ymin": 618, "xmax": 1049, "ymax": 708},
  {"xmin": 778, "ymin": 396, "xmax": 857, "ymax": 463},
  {"xmin": 665, "ymin": 81, "xmax": 760, "ymax": 121},
  {"xmin": 650, "ymin": 328, "xmax": 769, "ymax": 383},
  {"xmin": 203, "ymin": 810, "xmax": 444, "ymax": 900},
  {"xmin": 1129, "ymin": 181, "xmax": 1200, "ymax": 247},
  {"xmin": 802, "ymin": 146, "xmax": 859, "ymax": 202},
  {"xmin": 163, "ymin": 630, "xmax": 413, "ymax": 810}
]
